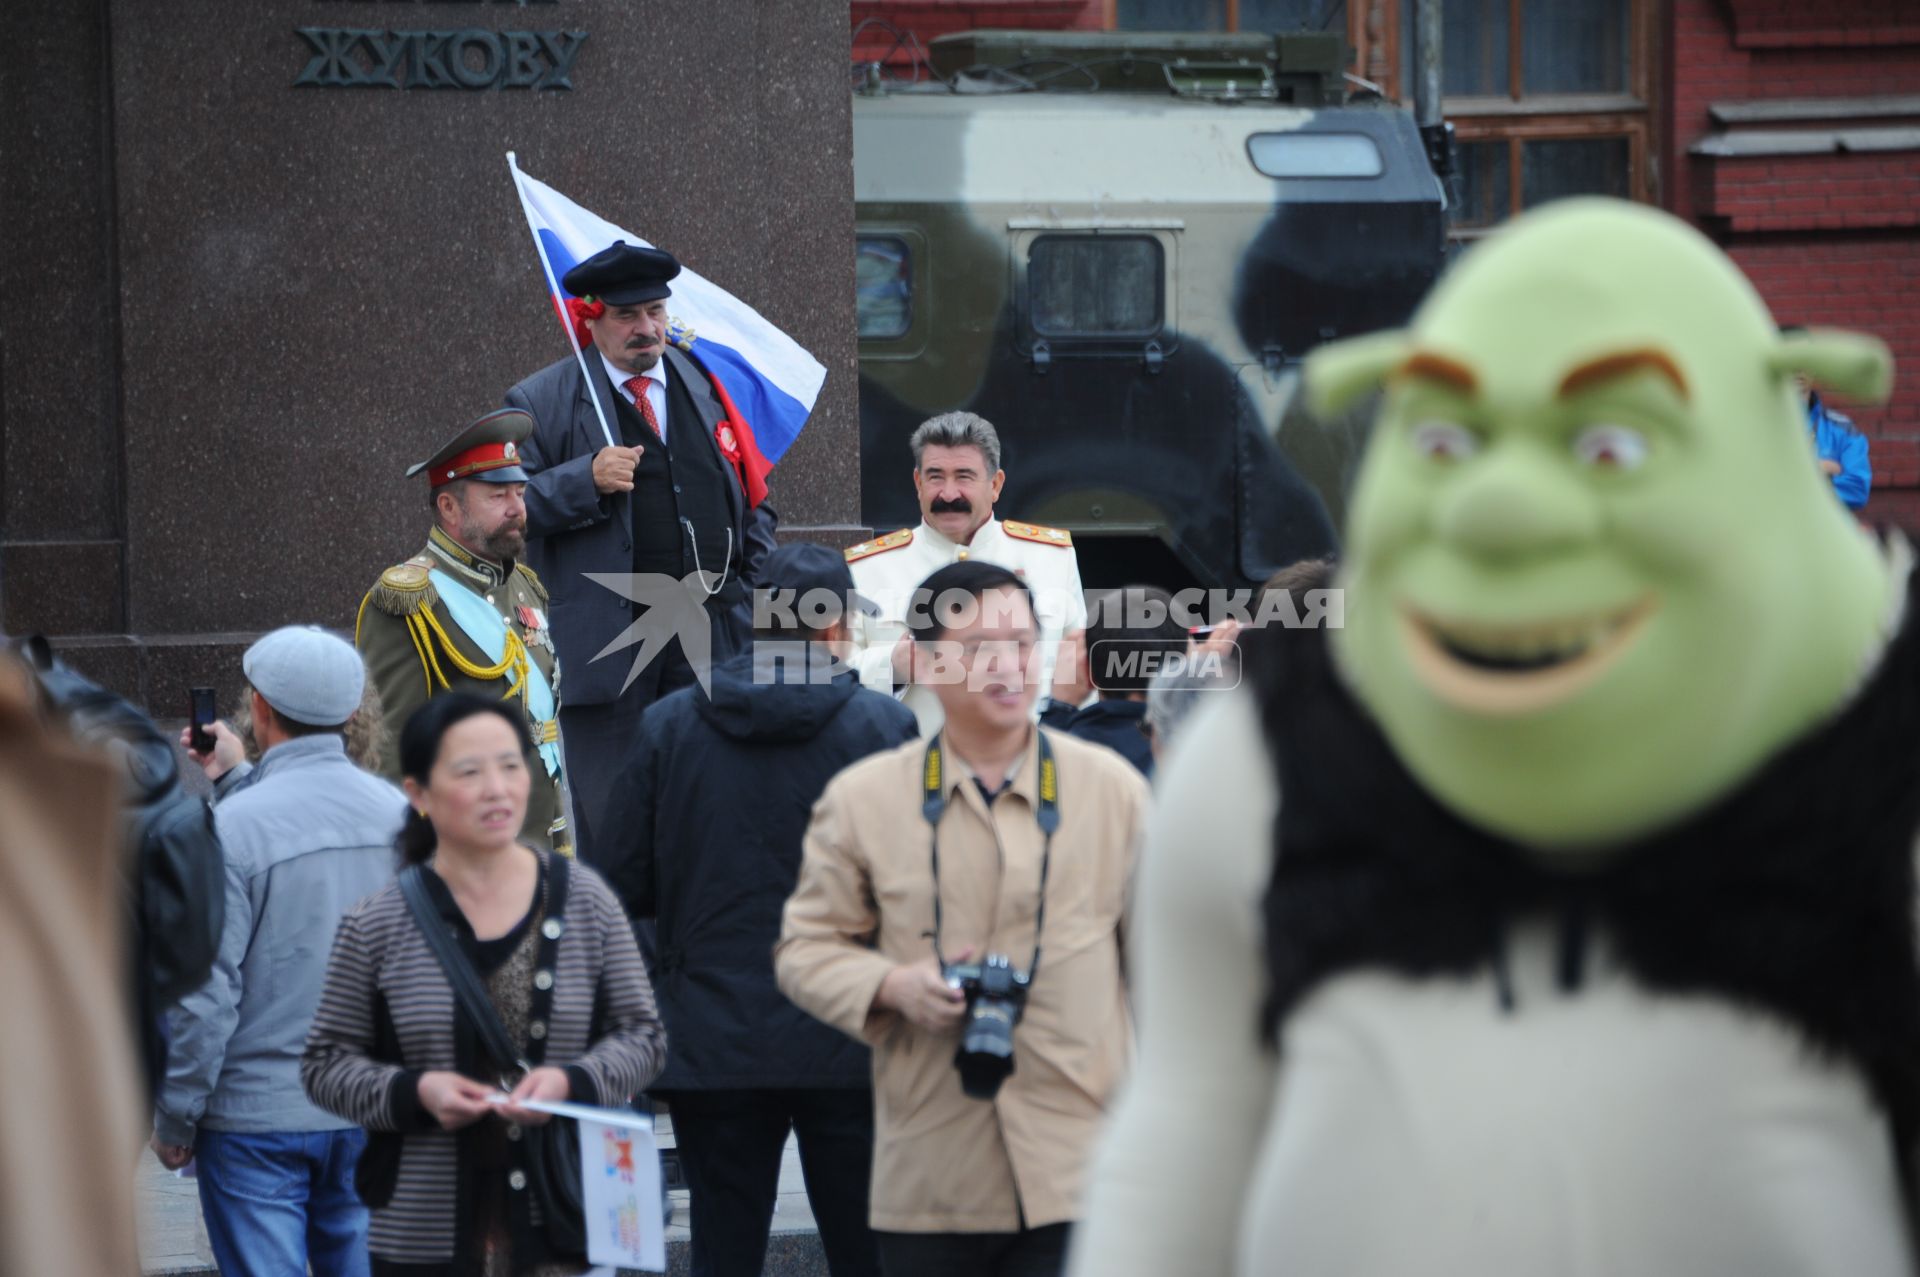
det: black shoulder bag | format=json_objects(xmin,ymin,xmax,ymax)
[{"xmin": 399, "ymin": 855, "xmax": 587, "ymax": 1258}]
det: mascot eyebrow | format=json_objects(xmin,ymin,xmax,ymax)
[
  {"xmin": 1391, "ymin": 351, "xmax": 1478, "ymax": 394},
  {"xmin": 1556, "ymin": 348, "xmax": 1690, "ymax": 402},
  {"xmin": 1388, "ymin": 347, "xmax": 1689, "ymax": 403}
]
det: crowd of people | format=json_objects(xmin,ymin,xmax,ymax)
[
  {"xmin": 23, "ymin": 236, "xmax": 1260, "ymax": 1277},
  {"xmin": 0, "ymin": 211, "xmax": 1892, "ymax": 1277},
  {"xmin": 134, "ymin": 441, "xmax": 1257, "ymax": 1277}
]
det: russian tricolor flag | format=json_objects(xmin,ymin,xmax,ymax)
[{"xmin": 507, "ymin": 154, "xmax": 826, "ymax": 479}]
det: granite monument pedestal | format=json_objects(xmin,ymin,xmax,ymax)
[{"xmin": 1, "ymin": 0, "xmax": 863, "ymax": 711}]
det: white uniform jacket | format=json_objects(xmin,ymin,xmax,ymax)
[{"xmin": 846, "ymin": 518, "xmax": 1087, "ymax": 736}]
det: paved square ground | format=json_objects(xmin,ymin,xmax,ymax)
[{"xmin": 137, "ymin": 1115, "xmax": 821, "ymax": 1275}]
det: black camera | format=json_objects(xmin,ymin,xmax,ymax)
[{"xmin": 943, "ymin": 953, "xmax": 1032, "ymax": 1100}]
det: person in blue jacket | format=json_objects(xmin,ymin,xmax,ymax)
[
  {"xmin": 1784, "ymin": 326, "xmax": 1872, "ymax": 511},
  {"xmin": 1806, "ymin": 386, "xmax": 1872, "ymax": 511}
]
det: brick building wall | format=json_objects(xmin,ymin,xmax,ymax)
[
  {"xmin": 1667, "ymin": 0, "xmax": 1920, "ymax": 523},
  {"xmin": 1727, "ymin": 237, "xmax": 1920, "ymax": 515}
]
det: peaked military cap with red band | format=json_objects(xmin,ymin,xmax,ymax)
[{"xmin": 405, "ymin": 408, "xmax": 534, "ymax": 488}]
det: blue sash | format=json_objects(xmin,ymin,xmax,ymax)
[{"xmin": 428, "ymin": 569, "xmax": 562, "ymax": 779}]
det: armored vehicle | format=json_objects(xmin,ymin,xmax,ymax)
[{"xmin": 854, "ymin": 29, "xmax": 1446, "ymax": 590}]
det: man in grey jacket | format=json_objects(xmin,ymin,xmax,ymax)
[{"xmin": 151, "ymin": 626, "xmax": 406, "ymax": 1277}]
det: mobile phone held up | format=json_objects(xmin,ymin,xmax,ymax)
[{"xmin": 189, "ymin": 687, "xmax": 217, "ymax": 754}]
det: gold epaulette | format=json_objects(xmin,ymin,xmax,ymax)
[
  {"xmin": 366, "ymin": 560, "xmax": 438, "ymax": 618},
  {"xmin": 1003, "ymin": 520, "xmax": 1073, "ymax": 548},
  {"xmin": 513, "ymin": 560, "xmax": 549, "ymax": 603},
  {"xmin": 845, "ymin": 528, "xmax": 914, "ymax": 563}
]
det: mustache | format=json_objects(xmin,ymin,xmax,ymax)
[{"xmin": 930, "ymin": 496, "xmax": 972, "ymax": 515}]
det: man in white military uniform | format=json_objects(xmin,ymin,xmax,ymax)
[{"xmin": 846, "ymin": 412, "xmax": 1085, "ymax": 736}]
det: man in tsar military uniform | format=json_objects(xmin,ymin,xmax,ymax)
[
  {"xmin": 846, "ymin": 411, "xmax": 1085, "ymax": 736},
  {"xmin": 355, "ymin": 408, "xmax": 571, "ymax": 855},
  {"xmin": 505, "ymin": 240, "xmax": 777, "ymax": 865}
]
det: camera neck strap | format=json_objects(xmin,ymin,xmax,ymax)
[{"xmin": 922, "ymin": 730, "xmax": 1061, "ymax": 978}]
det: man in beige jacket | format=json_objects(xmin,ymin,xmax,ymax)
[{"xmin": 777, "ymin": 560, "xmax": 1149, "ymax": 1277}]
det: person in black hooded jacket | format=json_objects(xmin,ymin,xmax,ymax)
[
  {"xmin": 600, "ymin": 543, "xmax": 916, "ymax": 1277},
  {"xmin": 1063, "ymin": 585, "xmax": 1186, "ymax": 778}
]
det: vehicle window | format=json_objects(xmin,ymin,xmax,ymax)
[
  {"xmin": 1247, "ymin": 132, "xmax": 1384, "ymax": 179},
  {"xmin": 856, "ymin": 236, "xmax": 912, "ymax": 340},
  {"xmin": 1029, "ymin": 236, "xmax": 1163, "ymax": 338}
]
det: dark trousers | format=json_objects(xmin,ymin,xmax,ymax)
[
  {"xmin": 665, "ymin": 1088, "xmax": 881, "ymax": 1277},
  {"xmin": 874, "ymin": 1223, "xmax": 1073, "ymax": 1277}
]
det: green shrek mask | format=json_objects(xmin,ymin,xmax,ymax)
[{"xmin": 1306, "ymin": 198, "xmax": 1896, "ymax": 854}]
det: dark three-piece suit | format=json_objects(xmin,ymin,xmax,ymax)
[{"xmin": 507, "ymin": 343, "xmax": 778, "ymax": 866}]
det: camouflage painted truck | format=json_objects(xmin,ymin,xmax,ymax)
[{"xmin": 854, "ymin": 29, "xmax": 1447, "ymax": 591}]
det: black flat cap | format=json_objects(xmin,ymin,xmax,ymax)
[{"xmin": 563, "ymin": 240, "xmax": 681, "ymax": 306}]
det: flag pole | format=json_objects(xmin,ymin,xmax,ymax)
[{"xmin": 507, "ymin": 151, "xmax": 618, "ymax": 450}]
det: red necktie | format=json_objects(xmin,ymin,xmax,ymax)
[{"xmin": 624, "ymin": 376, "xmax": 663, "ymax": 442}]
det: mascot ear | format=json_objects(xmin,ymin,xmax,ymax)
[
  {"xmin": 1770, "ymin": 328, "xmax": 1894, "ymax": 405},
  {"xmin": 1305, "ymin": 330, "xmax": 1411, "ymax": 417}
]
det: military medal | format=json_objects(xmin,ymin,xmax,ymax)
[{"xmin": 517, "ymin": 604, "xmax": 553, "ymax": 652}]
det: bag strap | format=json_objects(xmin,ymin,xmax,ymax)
[{"xmin": 399, "ymin": 862, "xmax": 531, "ymax": 1082}]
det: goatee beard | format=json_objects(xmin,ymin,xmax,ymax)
[{"xmin": 463, "ymin": 523, "xmax": 525, "ymax": 564}]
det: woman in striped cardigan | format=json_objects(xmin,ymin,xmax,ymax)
[{"xmin": 303, "ymin": 694, "xmax": 665, "ymax": 1276}]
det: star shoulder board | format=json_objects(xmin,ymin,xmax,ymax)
[
  {"xmin": 1003, "ymin": 520, "xmax": 1074, "ymax": 548},
  {"xmin": 846, "ymin": 528, "xmax": 915, "ymax": 563}
]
